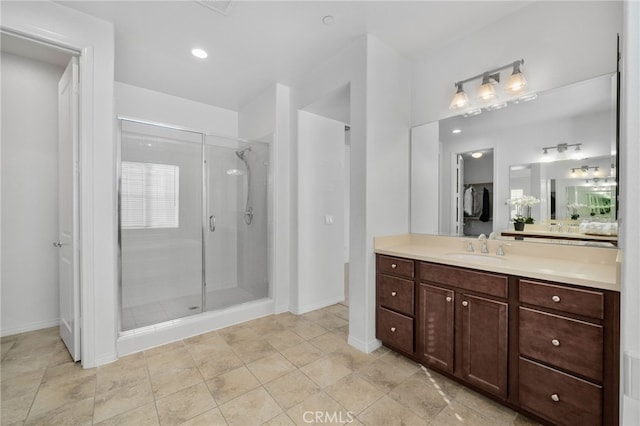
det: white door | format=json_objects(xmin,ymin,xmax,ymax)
[
  {"xmin": 454, "ymin": 154, "xmax": 465, "ymax": 236},
  {"xmin": 57, "ymin": 56, "xmax": 80, "ymax": 361}
]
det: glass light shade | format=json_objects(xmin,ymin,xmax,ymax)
[
  {"xmin": 449, "ymin": 87, "xmax": 469, "ymax": 110},
  {"xmin": 505, "ymin": 71, "xmax": 528, "ymax": 95},
  {"xmin": 477, "ymin": 81, "xmax": 496, "ymax": 101}
]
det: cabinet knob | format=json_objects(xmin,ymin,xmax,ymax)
[
  {"xmin": 391, "ymin": 291, "xmax": 397, "ymax": 297},
  {"xmin": 551, "ymin": 339, "xmax": 560, "ymax": 347},
  {"xmin": 446, "ymin": 296, "xmax": 452, "ymax": 302},
  {"xmin": 551, "ymin": 394, "xmax": 560, "ymax": 402},
  {"xmin": 552, "ymin": 295, "xmax": 561, "ymax": 303},
  {"xmin": 390, "ymin": 327, "xmax": 397, "ymax": 333},
  {"xmin": 391, "ymin": 263, "xmax": 397, "ymax": 269},
  {"xmin": 462, "ymin": 301, "xmax": 469, "ymax": 307}
]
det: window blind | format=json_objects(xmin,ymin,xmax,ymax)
[{"xmin": 121, "ymin": 161, "xmax": 179, "ymax": 229}]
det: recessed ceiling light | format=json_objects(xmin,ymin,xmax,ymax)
[
  {"xmin": 471, "ymin": 152, "xmax": 483, "ymax": 159},
  {"xmin": 452, "ymin": 129, "xmax": 462, "ymax": 134},
  {"xmin": 191, "ymin": 48, "xmax": 208, "ymax": 59},
  {"xmin": 322, "ymin": 15, "xmax": 335, "ymax": 25}
]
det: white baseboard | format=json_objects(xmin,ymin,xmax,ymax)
[
  {"xmin": 348, "ymin": 334, "xmax": 381, "ymax": 354},
  {"xmin": 1, "ymin": 319, "xmax": 59, "ymax": 337},
  {"xmin": 290, "ymin": 295, "xmax": 345, "ymax": 315}
]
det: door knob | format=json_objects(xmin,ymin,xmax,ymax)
[{"xmin": 53, "ymin": 241, "xmax": 63, "ymax": 248}]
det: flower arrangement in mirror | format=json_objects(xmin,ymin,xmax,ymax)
[
  {"xmin": 508, "ymin": 196, "xmax": 540, "ymax": 228},
  {"xmin": 567, "ymin": 202, "xmax": 586, "ymax": 220}
]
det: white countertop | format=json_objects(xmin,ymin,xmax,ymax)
[{"xmin": 374, "ymin": 234, "xmax": 621, "ymax": 292}]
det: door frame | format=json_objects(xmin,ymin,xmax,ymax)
[{"xmin": 1, "ymin": 2, "xmax": 117, "ymax": 368}]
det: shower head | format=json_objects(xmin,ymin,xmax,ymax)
[{"xmin": 235, "ymin": 147, "xmax": 251, "ymax": 160}]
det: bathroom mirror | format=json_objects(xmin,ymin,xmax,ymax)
[{"xmin": 411, "ymin": 72, "xmax": 618, "ymax": 245}]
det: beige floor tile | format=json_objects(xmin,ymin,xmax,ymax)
[
  {"xmin": 331, "ymin": 325, "xmax": 349, "ymax": 340},
  {"xmin": 25, "ymin": 396, "xmax": 94, "ymax": 426},
  {"xmin": 387, "ymin": 371, "xmax": 455, "ymax": 420},
  {"xmin": 429, "ymin": 400, "xmax": 495, "ymax": 426},
  {"xmin": 288, "ymin": 320, "xmax": 328, "ymax": 340},
  {"xmin": 514, "ymin": 413, "xmax": 543, "ymax": 425},
  {"xmin": 93, "ymin": 402, "xmax": 159, "ymax": 426},
  {"xmin": 219, "ymin": 387, "xmax": 283, "ymax": 426},
  {"xmin": 262, "ymin": 412, "xmax": 296, "ymax": 426},
  {"xmin": 314, "ymin": 314, "xmax": 348, "ymax": 331},
  {"xmin": 45, "ymin": 345, "xmax": 74, "ymax": 368},
  {"xmin": 273, "ymin": 313, "xmax": 304, "ymax": 328},
  {"xmin": 149, "ymin": 364, "xmax": 204, "ymax": 399},
  {"xmin": 228, "ymin": 339, "xmax": 278, "ymax": 364},
  {"xmin": 379, "ymin": 350, "xmax": 422, "ymax": 376},
  {"xmin": 146, "ymin": 347, "xmax": 195, "ymax": 375},
  {"xmin": 324, "ymin": 374, "xmax": 384, "ymax": 415},
  {"xmin": 219, "ymin": 325, "xmax": 261, "ymax": 345},
  {"xmin": 41, "ymin": 359, "xmax": 96, "ymax": 385},
  {"xmin": 355, "ymin": 358, "xmax": 416, "ymax": 393},
  {"xmin": 417, "ymin": 367, "xmax": 463, "ymax": 400},
  {"xmin": 322, "ymin": 304, "xmax": 349, "ymax": 320},
  {"xmin": 183, "ymin": 330, "xmax": 221, "ymax": 345},
  {"xmin": 280, "ymin": 342, "xmax": 325, "ymax": 368},
  {"xmin": 1, "ymin": 370, "xmax": 45, "ymax": 401},
  {"xmin": 357, "ymin": 395, "xmax": 427, "ymax": 426},
  {"xmin": 28, "ymin": 374, "xmax": 96, "ymax": 418},
  {"xmin": 93, "ymin": 378, "xmax": 154, "ymax": 423},
  {"xmin": 206, "ymin": 366, "xmax": 260, "ymax": 404},
  {"xmin": 156, "ymin": 382, "xmax": 216, "ymax": 426},
  {"xmin": 96, "ymin": 356, "xmax": 150, "ymax": 394},
  {"xmin": 247, "ymin": 353, "xmax": 297, "ymax": 384},
  {"xmin": 178, "ymin": 407, "xmax": 228, "ymax": 426},
  {"xmin": 196, "ymin": 349, "xmax": 244, "ymax": 380},
  {"xmin": 144, "ymin": 341, "xmax": 185, "ymax": 360},
  {"xmin": 1, "ymin": 392, "xmax": 37, "ymax": 425},
  {"xmin": 0, "ymin": 353, "xmax": 52, "ymax": 382},
  {"xmin": 184, "ymin": 334, "xmax": 233, "ymax": 363},
  {"xmin": 243, "ymin": 317, "xmax": 287, "ymax": 339},
  {"xmin": 286, "ymin": 392, "xmax": 350, "ymax": 426},
  {"xmin": 309, "ymin": 332, "xmax": 350, "ymax": 354},
  {"xmin": 264, "ymin": 370, "xmax": 321, "ymax": 410},
  {"xmin": 454, "ymin": 387, "xmax": 517, "ymax": 424},
  {"xmin": 266, "ymin": 330, "xmax": 305, "ymax": 352},
  {"xmin": 300, "ymin": 357, "xmax": 352, "ymax": 388},
  {"xmin": 369, "ymin": 345, "xmax": 391, "ymax": 358},
  {"xmin": 325, "ymin": 346, "xmax": 373, "ymax": 371}
]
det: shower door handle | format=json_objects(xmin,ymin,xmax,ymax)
[{"xmin": 209, "ymin": 215, "xmax": 216, "ymax": 232}]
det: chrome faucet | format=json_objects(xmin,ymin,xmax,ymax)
[
  {"xmin": 496, "ymin": 245, "xmax": 505, "ymax": 256},
  {"xmin": 466, "ymin": 241, "xmax": 474, "ymax": 252},
  {"xmin": 478, "ymin": 234, "xmax": 489, "ymax": 253}
]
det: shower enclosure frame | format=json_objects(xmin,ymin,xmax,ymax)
[{"xmin": 116, "ymin": 116, "xmax": 273, "ymax": 336}]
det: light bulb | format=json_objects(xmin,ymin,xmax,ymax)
[
  {"xmin": 477, "ymin": 75, "xmax": 497, "ymax": 101},
  {"xmin": 449, "ymin": 83, "xmax": 469, "ymax": 110}
]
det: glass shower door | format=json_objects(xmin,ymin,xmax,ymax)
[
  {"xmin": 204, "ymin": 137, "xmax": 270, "ymax": 311},
  {"xmin": 120, "ymin": 120, "xmax": 203, "ymax": 330}
]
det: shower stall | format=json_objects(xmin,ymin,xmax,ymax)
[{"xmin": 118, "ymin": 119, "xmax": 270, "ymax": 332}]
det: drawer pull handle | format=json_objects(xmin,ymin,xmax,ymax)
[
  {"xmin": 551, "ymin": 339, "xmax": 560, "ymax": 347},
  {"xmin": 552, "ymin": 295, "xmax": 561, "ymax": 303},
  {"xmin": 390, "ymin": 327, "xmax": 397, "ymax": 333},
  {"xmin": 446, "ymin": 296, "xmax": 452, "ymax": 302},
  {"xmin": 551, "ymin": 394, "xmax": 560, "ymax": 402},
  {"xmin": 391, "ymin": 263, "xmax": 397, "ymax": 269},
  {"xmin": 462, "ymin": 301, "xmax": 469, "ymax": 307},
  {"xmin": 391, "ymin": 291, "xmax": 397, "ymax": 297}
]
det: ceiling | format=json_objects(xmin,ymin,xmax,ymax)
[{"xmin": 57, "ymin": 0, "xmax": 532, "ymax": 111}]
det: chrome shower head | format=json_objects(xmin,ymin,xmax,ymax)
[{"xmin": 235, "ymin": 147, "xmax": 251, "ymax": 160}]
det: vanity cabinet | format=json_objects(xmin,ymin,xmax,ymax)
[
  {"xmin": 417, "ymin": 263, "xmax": 508, "ymax": 399},
  {"xmin": 375, "ymin": 254, "xmax": 619, "ymax": 426}
]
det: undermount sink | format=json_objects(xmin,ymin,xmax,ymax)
[{"xmin": 444, "ymin": 253, "xmax": 507, "ymax": 264}]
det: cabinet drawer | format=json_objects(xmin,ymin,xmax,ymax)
[
  {"xmin": 519, "ymin": 357, "xmax": 602, "ymax": 426},
  {"xmin": 519, "ymin": 307, "xmax": 603, "ymax": 382},
  {"xmin": 419, "ymin": 262, "xmax": 508, "ymax": 299},
  {"xmin": 377, "ymin": 307, "xmax": 414, "ymax": 353},
  {"xmin": 519, "ymin": 279, "xmax": 604, "ymax": 319},
  {"xmin": 379, "ymin": 275, "xmax": 414, "ymax": 316},
  {"xmin": 378, "ymin": 255, "xmax": 414, "ymax": 279}
]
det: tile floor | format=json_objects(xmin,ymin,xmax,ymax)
[{"xmin": 1, "ymin": 304, "xmax": 539, "ymax": 425}]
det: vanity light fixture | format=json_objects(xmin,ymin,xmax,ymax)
[
  {"xmin": 571, "ymin": 165, "xmax": 599, "ymax": 175},
  {"xmin": 452, "ymin": 129, "xmax": 462, "ymax": 134},
  {"xmin": 471, "ymin": 152, "xmax": 483, "ymax": 159},
  {"xmin": 449, "ymin": 59, "xmax": 529, "ymax": 112},
  {"xmin": 542, "ymin": 142, "xmax": 582, "ymax": 155}
]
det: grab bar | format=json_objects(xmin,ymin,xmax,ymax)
[{"xmin": 209, "ymin": 215, "xmax": 216, "ymax": 232}]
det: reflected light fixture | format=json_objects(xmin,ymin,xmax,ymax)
[
  {"xmin": 191, "ymin": 48, "xmax": 208, "ymax": 59},
  {"xmin": 449, "ymin": 59, "xmax": 528, "ymax": 112},
  {"xmin": 471, "ymin": 152, "xmax": 483, "ymax": 159},
  {"xmin": 452, "ymin": 129, "xmax": 462, "ymax": 134},
  {"xmin": 542, "ymin": 142, "xmax": 582, "ymax": 154}
]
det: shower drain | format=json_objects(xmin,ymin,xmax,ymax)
[{"xmin": 188, "ymin": 306, "xmax": 200, "ymax": 311}]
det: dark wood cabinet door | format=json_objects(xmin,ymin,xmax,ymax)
[
  {"xmin": 418, "ymin": 283, "xmax": 454, "ymax": 373},
  {"xmin": 460, "ymin": 293, "xmax": 508, "ymax": 398}
]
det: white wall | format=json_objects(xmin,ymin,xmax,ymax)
[
  {"xmin": 411, "ymin": 123, "xmax": 440, "ymax": 235},
  {"xmin": 1, "ymin": 52, "xmax": 64, "ymax": 336},
  {"xmin": 621, "ymin": 1, "xmax": 640, "ymax": 423},
  {"xmin": 412, "ymin": 1, "xmax": 623, "ymax": 126},
  {"xmin": 115, "ymin": 82, "xmax": 238, "ymax": 136},
  {"xmin": 1, "ymin": 0, "xmax": 116, "ymax": 367}
]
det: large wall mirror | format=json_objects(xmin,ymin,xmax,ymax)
[{"xmin": 411, "ymin": 72, "xmax": 618, "ymax": 245}]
